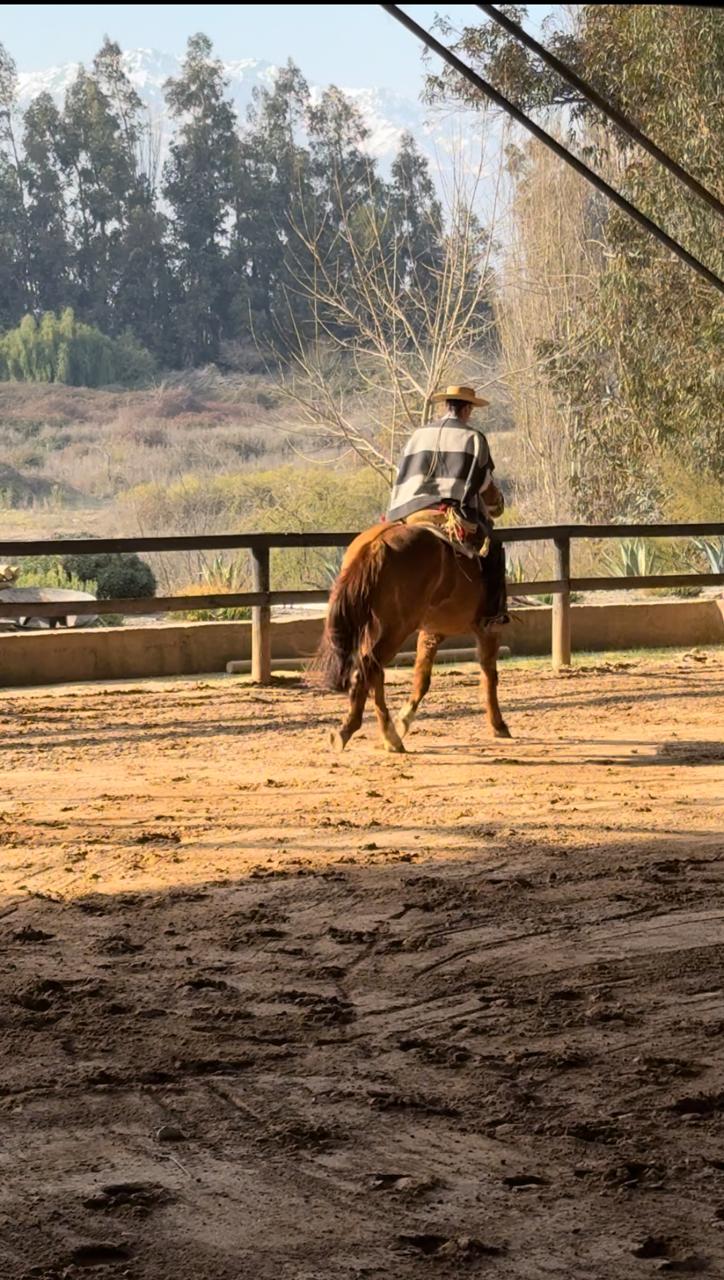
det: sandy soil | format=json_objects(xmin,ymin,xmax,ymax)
[{"xmin": 0, "ymin": 652, "xmax": 723, "ymax": 1279}]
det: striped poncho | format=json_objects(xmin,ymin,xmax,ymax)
[{"xmin": 387, "ymin": 415, "xmax": 496, "ymax": 524}]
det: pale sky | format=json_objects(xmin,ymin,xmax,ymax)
[{"xmin": 0, "ymin": 4, "xmax": 556, "ymax": 96}]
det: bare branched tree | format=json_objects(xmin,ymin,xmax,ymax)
[{"xmin": 270, "ymin": 140, "xmax": 504, "ymax": 483}]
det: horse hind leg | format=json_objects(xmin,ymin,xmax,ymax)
[
  {"xmin": 371, "ymin": 668, "xmax": 405, "ymax": 754},
  {"xmin": 330, "ymin": 668, "xmax": 369, "ymax": 753},
  {"xmin": 329, "ymin": 620, "xmax": 407, "ymax": 754},
  {"xmin": 475, "ymin": 626, "xmax": 512, "ymax": 739},
  {"xmin": 395, "ymin": 630, "xmax": 442, "ymax": 740},
  {"xmin": 330, "ymin": 662, "xmax": 405, "ymax": 756}
]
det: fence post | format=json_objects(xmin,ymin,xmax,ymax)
[
  {"xmin": 251, "ymin": 545, "xmax": 271, "ymax": 685},
  {"xmin": 552, "ymin": 535, "xmax": 571, "ymax": 670}
]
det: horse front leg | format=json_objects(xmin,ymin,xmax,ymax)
[
  {"xmin": 474, "ymin": 626, "xmax": 511, "ymax": 739},
  {"xmin": 395, "ymin": 629, "xmax": 442, "ymax": 741},
  {"xmin": 330, "ymin": 668, "xmax": 369, "ymax": 753}
]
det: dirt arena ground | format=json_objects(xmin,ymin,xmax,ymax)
[{"xmin": 0, "ymin": 650, "xmax": 723, "ymax": 1279}]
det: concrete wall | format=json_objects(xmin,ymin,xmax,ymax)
[{"xmin": 0, "ymin": 599, "xmax": 721, "ymax": 688}]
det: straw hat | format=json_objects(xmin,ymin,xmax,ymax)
[{"xmin": 430, "ymin": 384, "xmax": 489, "ymax": 407}]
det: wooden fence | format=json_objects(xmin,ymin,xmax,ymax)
[{"xmin": 1, "ymin": 522, "xmax": 722, "ymax": 682}]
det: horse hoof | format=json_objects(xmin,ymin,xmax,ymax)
[
  {"xmin": 383, "ymin": 739, "xmax": 406, "ymax": 754},
  {"xmin": 329, "ymin": 730, "xmax": 346, "ymax": 753},
  {"xmin": 493, "ymin": 723, "xmax": 512, "ymax": 739},
  {"xmin": 394, "ymin": 717, "xmax": 409, "ymax": 741}
]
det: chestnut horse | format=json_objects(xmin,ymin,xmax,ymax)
[{"xmin": 315, "ymin": 520, "xmax": 511, "ymax": 752}]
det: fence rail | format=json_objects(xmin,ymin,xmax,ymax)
[
  {"xmin": 1, "ymin": 521, "xmax": 722, "ymax": 559},
  {"xmin": 1, "ymin": 522, "xmax": 722, "ymax": 680}
]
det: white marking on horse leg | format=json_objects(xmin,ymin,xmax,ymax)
[
  {"xmin": 395, "ymin": 701, "xmax": 417, "ymax": 740},
  {"xmin": 379, "ymin": 713, "xmax": 405, "ymax": 754}
]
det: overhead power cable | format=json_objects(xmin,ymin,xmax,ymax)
[{"xmin": 380, "ymin": 4, "xmax": 724, "ymax": 295}]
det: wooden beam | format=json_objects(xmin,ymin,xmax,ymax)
[
  {"xmin": 250, "ymin": 547, "xmax": 272, "ymax": 685},
  {"xmin": 0, "ymin": 521, "xmax": 722, "ymax": 559},
  {"xmin": 552, "ymin": 537, "xmax": 571, "ymax": 669}
]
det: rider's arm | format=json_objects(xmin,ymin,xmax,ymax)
[{"xmin": 478, "ymin": 443, "xmax": 504, "ymax": 518}]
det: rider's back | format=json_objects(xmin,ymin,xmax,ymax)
[{"xmin": 387, "ymin": 414, "xmax": 493, "ymax": 525}]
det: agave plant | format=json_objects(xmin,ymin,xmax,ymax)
[
  {"xmin": 693, "ymin": 537, "xmax": 724, "ymax": 574},
  {"xmin": 319, "ymin": 550, "xmax": 345, "ymax": 588},
  {"xmin": 506, "ymin": 555, "xmax": 527, "ymax": 584},
  {"xmin": 180, "ymin": 555, "xmax": 251, "ymax": 621},
  {"xmin": 202, "ymin": 554, "xmax": 249, "ymax": 591},
  {"xmin": 603, "ymin": 537, "xmax": 659, "ymax": 577}
]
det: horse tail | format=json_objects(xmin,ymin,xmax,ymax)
[{"xmin": 314, "ymin": 536, "xmax": 387, "ymax": 693}]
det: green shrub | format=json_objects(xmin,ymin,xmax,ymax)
[
  {"xmin": 124, "ymin": 465, "xmax": 387, "ymax": 591},
  {"xmin": 0, "ymin": 310, "xmax": 156, "ymax": 389},
  {"xmin": 16, "ymin": 560, "xmax": 88, "ymax": 593},
  {"xmin": 94, "ymin": 557, "xmax": 156, "ymax": 600},
  {"xmin": 62, "ymin": 551, "xmax": 156, "ymax": 599},
  {"xmin": 111, "ymin": 330, "xmax": 158, "ymax": 388},
  {"xmin": 61, "ymin": 551, "xmax": 107, "ymax": 583}
]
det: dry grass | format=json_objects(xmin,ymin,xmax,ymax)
[
  {"xmin": 0, "ymin": 377, "xmax": 291, "ymax": 506},
  {"xmin": 1, "ymin": 362, "xmax": 714, "ymax": 596}
]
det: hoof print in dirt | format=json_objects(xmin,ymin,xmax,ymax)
[
  {"xmin": 70, "ymin": 1241, "xmax": 131, "ymax": 1267},
  {"xmin": 670, "ymin": 1094, "xmax": 724, "ymax": 1118},
  {"xmin": 328, "ymin": 925, "xmax": 378, "ymax": 945},
  {"xmin": 133, "ymin": 828, "xmax": 181, "ymax": 844},
  {"xmin": 261, "ymin": 1119, "xmax": 343, "ymax": 1153},
  {"xmin": 502, "ymin": 1173, "xmax": 547, "ymax": 1190},
  {"xmin": 656, "ymin": 1259, "xmax": 710, "ymax": 1274},
  {"xmin": 632, "ymin": 1237, "xmax": 669, "ymax": 1259},
  {"xmin": 12, "ymin": 925, "xmax": 54, "ymax": 943},
  {"xmin": 96, "ymin": 934, "xmax": 144, "ymax": 955},
  {"xmin": 83, "ymin": 1180, "xmax": 169, "ymax": 1216},
  {"xmin": 641, "ymin": 1056, "xmax": 703, "ymax": 1083},
  {"xmin": 179, "ymin": 1055, "xmax": 253, "ymax": 1076},
  {"xmin": 415, "ymin": 1040, "xmax": 472, "ymax": 1068},
  {"xmin": 369, "ymin": 1090, "xmax": 458, "ymax": 1117},
  {"xmin": 607, "ymin": 1160, "xmax": 664, "ymax": 1190},
  {"xmin": 155, "ymin": 1124, "xmax": 187, "ymax": 1143},
  {"xmin": 137, "ymin": 1068, "xmax": 175, "ymax": 1085},
  {"xmin": 274, "ymin": 989, "xmax": 356, "ymax": 1026},
  {"xmin": 15, "ymin": 991, "xmax": 53, "ymax": 1014},
  {"xmin": 566, "ymin": 1119, "xmax": 619, "ymax": 1145},
  {"xmin": 370, "ymin": 1171, "xmax": 410, "ymax": 1190},
  {"xmin": 399, "ymin": 1234, "xmax": 504, "ymax": 1259},
  {"xmin": 183, "ymin": 975, "xmax": 230, "ymax": 991},
  {"xmin": 370, "ymin": 1172, "xmax": 439, "ymax": 1195}
]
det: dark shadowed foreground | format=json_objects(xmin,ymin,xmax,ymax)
[{"xmin": 0, "ymin": 652, "xmax": 722, "ymax": 1279}]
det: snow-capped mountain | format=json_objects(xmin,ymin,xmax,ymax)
[{"xmin": 16, "ymin": 48, "xmax": 444, "ymax": 173}]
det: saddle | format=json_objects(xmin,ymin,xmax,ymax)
[
  {"xmin": 398, "ymin": 508, "xmax": 508, "ymax": 628},
  {"xmin": 399, "ymin": 508, "xmax": 489, "ymax": 561}
]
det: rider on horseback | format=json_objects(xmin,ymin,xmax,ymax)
[{"xmin": 387, "ymin": 385, "xmax": 508, "ymax": 626}]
